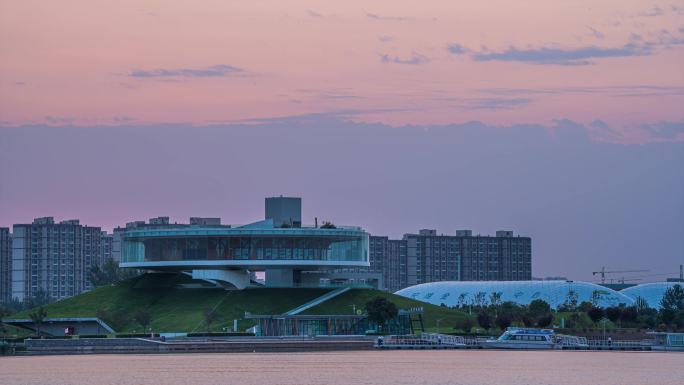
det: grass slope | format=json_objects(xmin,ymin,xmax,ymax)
[
  {"xmin": 10, "ymin": 275, "xmax": 470, "ymax": 334},
  {"xmin": 12, "ymin": 274, "xmax": 330, "ymax": 333},
  {"xmin": 302, "ymin": 288, "xmax": 470, "ymax": 332}
]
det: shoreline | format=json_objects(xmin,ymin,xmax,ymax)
[{"xmin": 5, "ymin": 336, "xmax": 682, "ymax": 356}]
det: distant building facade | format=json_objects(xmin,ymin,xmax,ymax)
[
  {"xmin": 0, "ymin": 228, "xmax": 11, "ymax": 303},
  {"xmin": 368, "ymin": 229, "xmax": 531, "ymax": 292},
  {"xmin": 100, "ymin": 232, "xmax": 113, "ymax": 263},
  {"xmin": 11, "ymin": 217, "xmax": 108, "ymax": 302}
]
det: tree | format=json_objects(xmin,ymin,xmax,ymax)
[
  {"xmin": 320, "ymin": 222, "xmax": 336, "ymax": 229},
  {"xmin": 578, "ymin": 301, "xmax": 593, "ymax": 313},
  {"xmin": 473, "ymin": 292, "xmax": 487, "ymax": 308},
  {"xmin": 660, "ymin": 285, "xmax": 684, "ymax": 311},
  {"xmin": 659, "ymin": 309, "xmax": 676, "ymax": 327},
  {"xmin": 521, "ymin": 316, "xmax": 534, "ymax": 327},
  {"xmin": 2, "ymin": 297, "xmax": 25, "ymax": 312},
  {"xmin": 0, "ymin": 306, "xmax": 16, "ymax": 334},
  {"xmin": 587, "ymin": 306, "xmax": 605, "ymax": 324},
  {"xmin": 498, "ymin": 301, "xmax": 525, "ymax": 322},
  {"xmin": 620, "ymin": 307, "xmax": 638, "ymax": 324},
  {"xmin": 476, "ymin": 312, "xmax": 492, "ymax": 331},
  {"xmin": 495, "ymin": 315, "xmax": 511, "ymax": 330},
  {"xmin": 29, "ymin": 306, "xmax": 48, "ymax": 336},
  {"xmin": 88, "ymin": 258, "xmax": 138, "ymax": 288},
  {"xmin": 528, "ymin": 300, "xmax": 551, "ymax": 318},
  {"xmin": 489, "ymin": 292, "xmax": 503, "ymax": 308},
  {"xmin": 204, "ymin": 308, "xmax": 217, "ymax": 332},
  {"xmin": 457, "ymin": 318, "xmax": 474, "ymax": 333},
  {"xmin": 605, "ymin": 307, "xmax": 622, "ymax": 324},
  {"xmin": 634, "ymin": 296, "xmax": 650, "ymax": 312},
  {"xmin": 24, "ymin": 288, "xmax": 52, "ymax": 309},
  {"xmin": 134, "ymin": 310, "xmax": 152, "ymax": 331},
  {"xmin": 537, "ymin": 313, "xmax": 553, "ymax": 328},
  {"xmin": 364, "ymin": 297, "xmax": 398, "ymax": 327},
  {"xmin": 457, "ymin": 293, "xmax": 468, "ymax": 309}
]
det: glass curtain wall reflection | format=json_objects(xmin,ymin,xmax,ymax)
[{"xmin": 123, "ymin": 236, "xmax": 367, "ymax": 263}]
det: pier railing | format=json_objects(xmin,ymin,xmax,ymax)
[
  {"xmin": 586, "ymin": 339, "xmax": 653, "ymax": 350},
  {"xmin": 378, "ymin": 333, "xmax": 466, "ymax": 347},
  {"xmin": 419, "ymin": 333, "xmax": 465, "ymax": 346}
]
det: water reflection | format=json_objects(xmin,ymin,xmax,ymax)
[{"xmin": 1, "ymin": 351, "xmax": 682, "ymax": 385}]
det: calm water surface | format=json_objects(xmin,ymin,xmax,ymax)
[{"xmin": 2, "ymin": 351, "xmax": 683, "ymax": 385}]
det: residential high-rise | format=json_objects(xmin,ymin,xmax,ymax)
[
  {"xmin": 367, "ymin": 229, "xmax": 531, "ymax": 292},
  {"xmin": 459, "ymin": 230, "xmax": 531, "ymax": 281},
  {"xmin": 100, "ymin": 231, "xmax": 113, "ymax": 263},
  {"xmin": 368, "ymin": 236, "xmax": 408, "ymax": 293},
  {"xmin": 0, "ymin": 228, "xmax": 11, "ymax": 303},
  {"xmin": 11, "ymin": 217, "xmax": 107, "ymax": 302},
  {"xmin": 405, "ymin": 230, "xmax": 462, "ymax": 287}
]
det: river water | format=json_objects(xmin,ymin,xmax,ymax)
[{"xmin": 1, "ymin": 351, "xmax": 683, "ymax": 385}]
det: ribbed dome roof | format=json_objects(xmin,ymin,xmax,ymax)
[{"xmin": 395, "ymin": 280, "xmax": 634, "ymax": 308}]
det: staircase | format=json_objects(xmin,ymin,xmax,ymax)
[{"xmin": 284, "ymin": 287, "xmax": 352, "ymax": 315}]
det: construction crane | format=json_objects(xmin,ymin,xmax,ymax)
[{"xmin": 592, "ymin": 267, "xmax": 650, "ymax": 284}]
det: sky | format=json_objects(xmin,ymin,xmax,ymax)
[{"xmin": 0, "ymin": 1, "xmax": 683, "ymax": 282}]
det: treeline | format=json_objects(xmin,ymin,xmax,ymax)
[{"xmin": 449, "ymin": 284, "xmax": 684, "ymax": 333}]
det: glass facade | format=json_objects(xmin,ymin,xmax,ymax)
[
  {"xmin": 248, "ymin": 314, "xmax": 413, "ymax": 336},
  {"xmin": 122, "ymin": 230, "xmax": 368, "ymax": 265}
]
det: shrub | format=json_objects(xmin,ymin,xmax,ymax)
[
  {"xmin": 477, "ymin": 312, "xmax": 492, "ymax": 330},
  {"xmin": 528, "ymin": 300, "xmax": 551, "ymax": 318},
  {"xmin": 365, "ymin": 297, "xmax": 398, "ymax": 326},
  {"xmin": 578, "ymin": 301, "xmax": 593, "ymax": 313},
  {"xmin": 537, "ymin": 313, "xmax": 553, "ymax": 328},
  {"xmin": 495, "ymin": 315, "xmax": 512, "ymax": 330},
  {"xmin": 587, "ymin": 307, "xmax": 605, "ymax": 324},
  {"xmin": 457, "ymin": 318, "xmax": 474, "ymax": 333},
  {"xmin": 620, "ymin": 307, "xmax": 638, "ymax": 324},
  {"xmin": 605, "ymin": 307, "xmax": 622, "ymax": 323}
]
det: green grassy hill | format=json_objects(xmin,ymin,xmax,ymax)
[{"xmin": 8, "ymin": 274, "xmax": 468, "ymax": 334}]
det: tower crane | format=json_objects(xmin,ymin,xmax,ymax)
[{"xmin": 592, "ymin": 267, "xmax": 650, "ymax": 284}]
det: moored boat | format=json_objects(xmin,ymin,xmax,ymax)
[{"xmin": 482, "ymin": 327, "xmax": 556, "ymax": 349}]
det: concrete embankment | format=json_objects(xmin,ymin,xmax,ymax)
[{"xmin": 22, "ymin": 337, "xmax": 375, "ymax": 355}]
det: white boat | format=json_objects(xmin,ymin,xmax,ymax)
[
  {"xmin": 649, "ymin": 332, "xmax": 684, "ymax": 351},
  {"xmin": 481, "ymin": 327, "xmax": 556, "ymax": 349}
]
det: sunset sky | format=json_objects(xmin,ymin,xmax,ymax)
[
  {"xmin": 1, "ymin": 1, "xmax": 683, "ymax": 138},
  {"xmin": 1, "ymin": 1, "xmax": 683, "ymax": 281}
]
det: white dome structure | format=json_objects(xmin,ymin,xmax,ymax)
[
  {"xmin": 395, "ymin": 280, "xmax": 634, "ymax": 309},
  {"xmin": 620, "ymin": 282, "xmax": 683, "ymax": 309}
]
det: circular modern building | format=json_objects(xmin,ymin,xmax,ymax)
[
  {"xmin": 395, "ymin": 280, "xmax": 634, "ymax": 309},
  {"xmin": 119, "ymin": 197, "xmax": 369, "ymax": 289},
  {"xmin": 620, "ymin": 282, "xmax": 683, "ymax": 309}
]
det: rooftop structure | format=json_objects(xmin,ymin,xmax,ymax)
[
  {"xmin": 395, "ymin": 280, "xmax": 634, "ymax": 309},
  {"xmin": 265, "ymin": 196, "xmax": 302, "ymax": 228}
]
